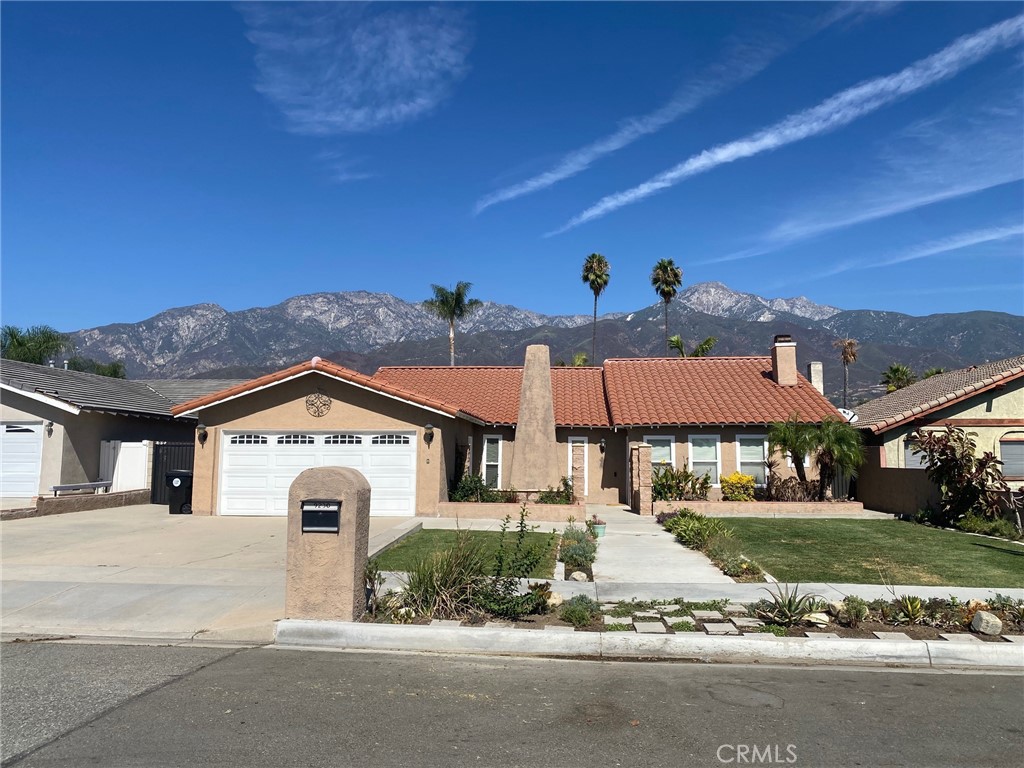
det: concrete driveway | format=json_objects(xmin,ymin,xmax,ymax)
[{"xmin": 1, "ymin": 505, "xmax": 413, "ymax": 644}]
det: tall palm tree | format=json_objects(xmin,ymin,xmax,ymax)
[
  {"xmin": 813, "ymin": 417, "xmax": 864, "ymax": 501},
  {"xmin": 650, "ymin": 258, "xmax": 683, "ymax": 352},
  {"xmin": 422, "ymin": 282, "xmax": 483, "ymax": 366},
  {"xmin": 1, "ymin": 325, "xmax": 73, "ymax": 365},
  {"xmin": 881, "ymin": 362, "xmax": 916, "ymax": 393},
  {"xmin": 832, "ymin": 338, "xmax": 859, "ymax": 408},
  {"xmin": 767, "ymin": 415, "xmax": 817, "ymax": 484},
  {"xmin": 668, "ymin": 334, "xmax": 717, "ymax": 358},
  {"xmin": 581, "ymin": 253, "xmax": 610, "ymax": 363}
]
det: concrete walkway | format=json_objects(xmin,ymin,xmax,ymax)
[{"xmin": 589, "ymin": 505, "xmax": 732, "ymax": 584}]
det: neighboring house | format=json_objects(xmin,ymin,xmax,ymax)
[
  {"xmin": 171, "ymin": 335, "xmax": 841, "ymax": 518},
  {"xmin": 853, "ymin": 354, "xmax": 1024, "ymax": 515},
  {"xmin": 0, "ymin": 360, "xmax": 238, "ymax": 499}
]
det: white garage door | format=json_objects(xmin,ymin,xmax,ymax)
[
  {"xmin": 219, "ymin": 431, "xmax": 417, "ymax": 517},
  {"xmin": 1, "ymin": 422, "xmax": 44, "ymax": 498}
]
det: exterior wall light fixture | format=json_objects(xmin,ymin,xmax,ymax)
[
  {"xmin": 423, "ymin": 424, "xmax": 435, "ymax": 446},
  {"xmin": 197, "ymin": 423, "xmax": 209, "ymax": 447}
]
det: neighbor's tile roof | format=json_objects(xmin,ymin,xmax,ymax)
[
  {"xmin": 170, "ymin": 358, "xmax": 475, "ymax": 420},
  {"xmin": 373, "ymin": 366, "xmax": 611, "ymax": 426},
  {"xmin": 0, "ymin": 359, "xmax": 240, "ymax": 419},
  {"xmin": 854, "ymin": 354, "xmax": 1024, "ymax": 434},
  {"xmin": 603, "ymin": 357, "xmax": 841, "ymax": 426}
]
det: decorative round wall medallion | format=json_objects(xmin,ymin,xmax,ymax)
[{"xmin": 305, "ymin": 392, "xmax": 331, "ymax": 418}]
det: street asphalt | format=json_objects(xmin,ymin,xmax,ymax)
[{"xmin": 1, "ymin": 641, "xmax": 1021, "ymax": 767}]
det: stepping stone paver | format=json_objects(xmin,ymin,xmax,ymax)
[
  {"xmin": 544, "ymin": 625, "xmax": 576, "ymax": 633},
  {"xmin": 804, "ymin": 632, "xmax": 841, "ymax": 639},
  {"xmin": 692, "ymin": 610, "xmax": 724, "ymax": 621},
  {"xmin": 1002, "ymin": 635, "xmax": 1024, "ymax": 643},
  {"xmin": 657, "ymin": 604, "xmax": 682, "ymax": 613},
  {"xmin": 724, "ymin": 604, "xmax": 749, "ymax": 616},
  {"xmin": 939, "ymin": 633, "xmax": 980, "ymax": 643},
  {"xmin": 703, "ymin": 622, "xmax": 740, "ymax": 635},
  {"xmin": 430, "ymin": 619, "xmax": 461, "ymax": 627},
  {"xmin": 731, "ymin": 617, "xmax": 764, "ymax": 629},
  {"xmin": 600, "ymin": 604, "xmax": 617, "ymax": 611},
  {"xmin": 603, "ymin": 614, "xmax": 627, "ymax": 625},
  {"xmin": 633, "ymin": 621, "xmax": 668, "ymax": 634},
  {"xmin": 873, "ymin": 632, "xmax": 914, "ymax": 642},
  {"xmin": 634, "ymin": 610, "xmax": 661, "ymax": 619}
]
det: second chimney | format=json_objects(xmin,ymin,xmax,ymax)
[
  {"xmin": 806, "ymin": 361, "xmax": 823, "ymax": 394},
  {"xmin": 771, "ymin": 334, "xmax": 798, "ymax": 387}
]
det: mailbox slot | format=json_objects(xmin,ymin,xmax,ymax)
[{"xmin": 301, "ymin": 499, "xmax": 341, "ymax": 533}]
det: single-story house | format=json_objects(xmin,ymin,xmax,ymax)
[
  {"xmin": 171, "ymin": 335, "xmax": 841, "ymax": 517},
  {"xmin": 0, "ymin": 359, "xmax": 239, "ymax": 499},
  {"xmin": 853, "ymin": 354, "xmax": 1024, "ymax": 515}
]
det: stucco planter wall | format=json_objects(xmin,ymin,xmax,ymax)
[
  {"xmin": 653, "ymin": 500, "xmax": 865, "ymax": 516},
  {"xmin": 432, "ymin": 502, "xmax": 584, "ymax": 522}
]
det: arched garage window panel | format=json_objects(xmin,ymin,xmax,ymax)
[
  {"xmin": 372, "ymin": 434, "xmax": 410, "ymax": 445},
  {"xmin": 4, "ymin": 425, "xmax": 37, "ymax": 433},
  {"xmin": 278, "ymin": 434, "xmax": 314, "ymax": 445},
  {"xmin": 1000, "ymin": 433, "xmax": 1024, "ymax": 479},
  {"xmin": 230, "ymin": 434, "xmax": 267, "ymax": 445},
  {"xmin": 324, "ymin": 434, "xmax": 362, "ymax": 445}
]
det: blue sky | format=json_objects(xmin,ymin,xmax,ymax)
[{"xmin": 2, "ymin": 1, "xmax": 1022, "ymax": 332}]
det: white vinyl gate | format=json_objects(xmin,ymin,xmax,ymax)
[
  {"xmin": 219, "ymin": 431, "xmax": 416, "ymax": 517},
  {"xmin": 1, "ymin": 422, "xmax": 44, "ymax": 497}
]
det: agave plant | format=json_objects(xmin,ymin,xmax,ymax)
[
  {"xmin": 756, "ymin": 584, "xmax": 820, "ymax": 627},
  {"xmin": 895, "ymin": 595, "xmax": 925, "ymax": 625}
]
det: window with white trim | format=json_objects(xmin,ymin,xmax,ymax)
[
  {"xmin": 1000, "ymin": 437, "xmax": 1024, "ymax": 478},
  {"xmin": 482, "ymin": 435, "xmax": 501, "ymax": 489},
  {"xmin": 644, "ymin": 436, "xmax": 674, "ymax": 468},
  {"xmin": 324, "ymin": 434, "xmax": 362, "ymax": 445},
  {"xmin": 688, "ymin": 435, "xmax": 721, "ymax": 485},
  {"xmin": 903, "ymin": 439, "xmax": 928, "ymax": 469},
  {"xmin": 371, "ymin": 434, "xmax": 410, "ymax": 445},
  {"xmin": 737, "ymin": 435, "xmax": 768, "ymax": 485},
  {"xmin": 278, "ymin": 434, "xmax": 314, "ymax": 445},
  {"xmin": 230, "ymin": 434, "xmax": 267, "ymax": 445}
]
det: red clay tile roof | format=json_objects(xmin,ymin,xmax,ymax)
[
  {"xmin": 170, "ymin": 358, "xmax": 476, "ymax": 420},
  {"xmin": 603, "ymin": 357, "xmax": 842, "ymax": 426},
  {"xmin": 854, "ymin": 354, "xmax": 1024, "ymax": 434},
  {"xmin": 374, "ymin": 366, "xmax": 611, "ymax": 426}
]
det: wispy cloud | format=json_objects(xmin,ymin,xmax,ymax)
[
  {"xmin": 473, "ymin": 4, "xmax": 884, "ymax": 215},
  {"xmin": 548, "ymin": 14, "xmax": 1024, "ymax": 235},
  {"xmin": 240, "ymin": 3, "xmax": 472, "ymax": 135},
  {"xmin": 316, "ymin": 149, "xmax": 374, "ymax": 184},
  {"xmin": 699, "ymin": 103, "xmax": 1024, "ymax": 265}
]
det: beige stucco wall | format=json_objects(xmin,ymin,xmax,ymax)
[
  {"xmin": 186, "ymin": 373, "xmax": 454, "ymax": 516},
  {"xmin": 879, "ymin": 377, "xmax": 1024, "ymax": 479},
  {"xmin": 1, "ymin": 392, "xmax": 66, "ymax": 495}
]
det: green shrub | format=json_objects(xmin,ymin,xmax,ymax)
[
  {"xmin": 475, "ymin": 505, "xmax": 556, "ymax": 620},
  {"xmin": 449, "ymin": 473, "xmax": 499, "ymax": 503},
  {"xmin": 604, "ymin": 622, "xmax": 633, "ymax": 632},
  {"xmin": 559, "ymin": 595, "xmax": 600, "ymax": 628},
  {"xmin": 652, "ymin": 466, "xmax": 711, "ymax": 501},
  {"xmin": 720, "ymin": 471, "xmax": 756, "ymax": 502},
  {"xmin": 670, "ymin": 619, "xmax": 696, "ymax": 632},
  {"xmin": 667, "ymin": 514, "xmax": 732, "ymax": 550},
  {"xmin": 841, "ymin": 596, "xmax": 869, "ymax": 628},
  {"xmin": 757, "ymin": 624, "xmax": 788, "ymax": 636},
  {"xmin": 560, "ymin": 523, "xmax": 590, "ymax": 544},
  {"xmin": 536, "ymin": 477, "xmax": 574, "ymax": 505},
  {"xmin": 561, "ymin": 538, "xmax": 597, "ymax": 571},
  {"xmin": 401, "ymin": 531, "xmax": 488, "ymax": 619},
  {"xmin": 957, "ymin": 514, "xmax": 1022, "ymax": 540}
]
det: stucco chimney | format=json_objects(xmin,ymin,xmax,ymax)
[
  {"xmin": 806, "ymin": 361, "xmax": 823, "ymax": 394},
  {"xmin": 771, "ymin": 334, "xmax": 798, "ymax": 387},
  {"xmin": 508, "ymin": 345, "xmax": 562, "ymax": 491}
]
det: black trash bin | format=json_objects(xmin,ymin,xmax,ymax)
[{"xmin": 166, "ymin": 470, "xmax": 194, "ymax": 515}]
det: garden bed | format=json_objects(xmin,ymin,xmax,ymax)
[
  {"xmin": 372, "ymin": 530, "xmax": 559, "ymax": 579},
  {"xmin": 653, "ymin": 500, "xmax": 864, "ymax": 516}
]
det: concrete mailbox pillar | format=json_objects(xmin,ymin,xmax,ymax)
[{"xmin": 285, "ymin": 466, "xmax": 371, "ymax": 622}]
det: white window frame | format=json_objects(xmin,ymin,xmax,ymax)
[
  {"xmin": 1000, "ymin": 436, "xmax": 1024, "ymax": 479},
  {"xmin": 644, "ymin": 435, "xmax": 675, "ymax": 469},
  {"xmin": 482, "ymin": 434, "xmax": 502, "ymax": 489},
  {"xmin": 688, "ymin": 434, "xmax": 722, "ymax": 487},
  {"xmin": 903, "ymin": 438, "xmax": 928, "ymax": 470},
  {"xmin": 735, "ymin": 434, "xmax": 769, "ymax": 487},
  {"xmin": 785, "ymin": 451, "xmax": 813, "ymax": 470},
  {"xmin": 567, "ymin": 436, "xmax": 588, "ymax": 495}
]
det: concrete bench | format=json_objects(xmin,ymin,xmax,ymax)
[{"xmin": 50, "ymin": 481, "xmax": 112, "ymax": 497}]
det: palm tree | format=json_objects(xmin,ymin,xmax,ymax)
[
  {"xmin": 881, "ymin": 362, "xmax": 916, "ymax": 392},
  {"xmin": 813, "ymin": 417, "xmax": 864, "ymax": 501},
  {"xmin": 767, "ymin": 415, "xmax": 817, "ymax": 484},
  {"xmin": 668, "ymin": 335, "xmax": 717, "ymax": 358},
  {"xmin": 650, "ymin": 258, "xmax": 683, "ymax": 352},
  {"xmin": 1, "ymin": 325, "xmax": 73, "ymax": 365},
  {"xmin": 571, "ymin": 351, "xmax": 589, "ymax": 367},
  {"xmin": 422, "ymin": 282, "xmax": 483, "ymax": 366},
  {"xmin": 922, "ymin": 367, "xmax": 946, "ymax": 379},
  {"xmin": 581, "ymin": 253, "xmax": 610, "ymax": 363},
  {"xmin": 832, "ymin": 338, "xmax": 859, "ymax": 409}
]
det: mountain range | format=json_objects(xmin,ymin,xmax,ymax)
[{"xmin": 68, "ymin": 282, "xmax": 1023, "ymax": 405}]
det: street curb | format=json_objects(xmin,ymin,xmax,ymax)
[{"xmin": 274, "ymin": 620, "xmax": 1024, "ymax": 670}]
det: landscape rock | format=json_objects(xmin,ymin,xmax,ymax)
[
  {"xmin": 827, "ymin": 601, "xmax": 844, "ymax": 617},
  {"xmin": 568, "ymin": 571, "xmax": 588, "ymax": 582},
  {"xmin": 546, "ymin": 593, "xmax": 564, "ymax": 608},
  {"xmin": 971, "ymin": 610, "xmax": 1003, "ymax": 636},
  {"xmin": 806, "ymin": 612, "xmax": 831, "ymax": 627}
]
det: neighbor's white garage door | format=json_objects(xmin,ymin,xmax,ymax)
[
  {"xmin": 1, "ymin": 422, "xmax": 44, "ymax": 497},
  {"xmin": 219, "ymin": 431, "xmax": 416, "ymax": 517}
]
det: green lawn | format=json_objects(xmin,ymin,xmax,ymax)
[
  {"xmin": 372, "ymin": 530, "xmax": 559, "ymax": 579},
  {"xmin": 725, "ymin": 519, "xmax": 1024, "ymax": 588}
]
